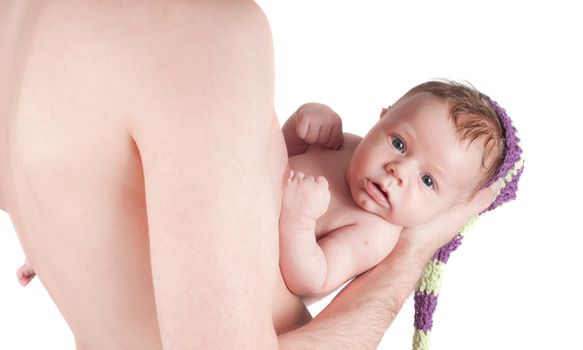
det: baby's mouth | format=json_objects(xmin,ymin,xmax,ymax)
[
  {"xmin": 373, "ymin": 182, "xmax": 389, "ymax": 201},
  {"xmin": 364, "ymin": 178, "xmax": 390, "ymax": 207}
]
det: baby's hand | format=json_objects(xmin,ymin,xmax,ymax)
[
  {"xmin": 17, "ymin": 260, "xmax": 36, "ymax": 287},
  {"xmin": 281, "ymin": 170, "xmax": 331, "ymax": 225},
  {"xmin": 293, "ymin": 103, "xmax": 344, "ymax": 150}
]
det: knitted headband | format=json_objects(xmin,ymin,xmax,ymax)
[{"xmin": 412, "ymin": 97, "xmax": 525, "ymax": 350}]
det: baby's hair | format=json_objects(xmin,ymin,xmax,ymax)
[{"xmin": 394, "ymin": 80, "xmax": 505, "ymax": 196}]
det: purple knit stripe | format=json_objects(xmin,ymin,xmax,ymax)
[
  {"xmin": 485, "ymin": 99, "xmax": 522, "ymax": 185},
  {"xmin": 433, "ymin": 234, "xmax": 464, "ymax": 263},
  {"xmin": 482, "ymin": 98, "xmax": 524, "ymax": 212},
  {"xmin": 484, "ymin": 164, "xmax": 524, "ymax": 213},
  {"xmin": 414, "ymin": 291, "xmax": 438, "ymax": 332}
]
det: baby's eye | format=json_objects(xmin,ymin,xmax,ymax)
[
  {"xmin": 421, "ymin": 175, "xmax": 434, "ymax": 188},
  {"xmin": 391, "ymin": 136, "xmax": 405, "ymax": 153}
]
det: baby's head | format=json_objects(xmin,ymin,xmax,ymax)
[{"xmin": 346, "ymin": 80, "xmax": 504, "ymax": 227}]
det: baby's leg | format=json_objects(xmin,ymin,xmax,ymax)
[
  {"xmin": 16, "ymin": 259, "xmax": 36, "ymax": 287},
  {"xmin": 279, "ymin": 170, "xmax": 330, "ymax": 296}
]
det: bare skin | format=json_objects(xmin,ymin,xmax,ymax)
[
  {"xmin": 278, "ymin": 96, "xmax": 487, "ymax": 298},
  {"xmin": 16, "ymin": 258, "xmax": 35, "ymax": 287},
  {"xmin": 0, "ymin": 1, "xmax": 303, "ymax": 348},
  {"xmin": 1, "ymin": 1, "xmax": 502, "ymax": 349}
]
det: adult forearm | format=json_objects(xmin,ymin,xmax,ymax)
[{"xmin": 278, "ymin": 240, "xmax": 433, "ymax": 350}]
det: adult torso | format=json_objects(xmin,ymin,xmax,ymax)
[{"xmin": 0, "ymin": 2, "xmax": 304, "ymax": 348}]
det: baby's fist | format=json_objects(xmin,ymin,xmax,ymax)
[
  {"xmin": 294, "ymin": 103, "xmax": 344, "ymax": 150},
  {"xmin": 282, "ymin": 170, "xmax": 331, "ymax": 221}
]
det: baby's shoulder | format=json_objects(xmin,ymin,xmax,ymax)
[{"xmin": 343, "ymin": 132, "xmax": 363, "ymax": 144}]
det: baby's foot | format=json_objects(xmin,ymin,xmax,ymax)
[
  {"xmin": 17, "ymin": 261, "xmax": 36, "ymax": 287},
  {"xmin": 281, "ymin": 170, "xmax": 331, "ymax": 225}
]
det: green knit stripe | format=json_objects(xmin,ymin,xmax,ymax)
[
  {"xmin": 419, "ymin": 260, "xmax": 445, "ymax": 294},
  {"xmin": 496, "ymin": 151, "xmax": 525, "ymax": 198},
  {"xmin": 508, "ymin": 157, "xmax": 525, "ymax": 180},
  {"xmin": 412, "ymin": 329, "xmax": 430, "ymax": 350},
  {"xmin": 459, "ymin": 215, "xmax": 479, "ymax": 237}
]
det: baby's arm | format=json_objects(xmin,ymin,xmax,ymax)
[
  {"xmin": 279, "ymin": 170, "xmax": 399, "ymax": 297},
  {"xmin": 313, "ymin": 222, "xmax": 400, "ymax": 296},
  {"xmin": 281, "ymin": 103, "xmax": 344, "ymax": 157},
  {"xmin": 279, "ymin": 170, "xmax": 330, "ymax": 296},
  {"xmin": 16, "ymin": 259, "xmax": 36, "ymax": 287}
]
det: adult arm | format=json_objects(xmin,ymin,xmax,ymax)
[{"xmin": 126, "ymin": 2, "xmax": 281, "ymax": 348}]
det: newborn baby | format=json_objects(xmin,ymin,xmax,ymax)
[{"xmin": 279, "ymin": 80, "xmax": 504, "ymax": 300}]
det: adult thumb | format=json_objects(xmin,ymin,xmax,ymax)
[{"xmin": 475, "ymin": 178, "xmax": 505, "ymax": 214}]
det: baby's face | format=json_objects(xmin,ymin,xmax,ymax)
[{"xmin": 345, "ymin": 92, "xmax": 485, "ymax": 227}]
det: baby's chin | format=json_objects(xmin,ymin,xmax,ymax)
[{"xmin": 356, "ymin": 200, "xmax": 406, "ymax": 227}]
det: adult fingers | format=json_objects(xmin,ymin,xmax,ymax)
[{"xmin": 448, "ymin": 178, "xmax": 506, "ymax": 232}]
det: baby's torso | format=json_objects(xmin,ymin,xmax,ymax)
[
  {"xmin": 288, "ymin": 133, "xmax": 385, "ymax": 239},
  {"xmin": 288, "ymin": 134, "xmax": 400, "ymax": 305}
]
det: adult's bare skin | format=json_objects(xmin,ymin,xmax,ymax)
[{"xmin": 0, "ymin": 1, "xmax": 501, "ymax": 349}]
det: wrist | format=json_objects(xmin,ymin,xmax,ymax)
[
  {"xmin": 390, "ymin": 237, "xmax": 436, "ymax": 269},
  {"xmin": 279, "ymin": 210, "xmax": 316, "ymax": 232}
]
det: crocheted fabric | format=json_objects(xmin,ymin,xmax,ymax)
[{"xmin": 412, "ymin": 98, "xmax": 524, "ymax": 350}]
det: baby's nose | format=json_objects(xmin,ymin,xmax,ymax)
[{"xmin": 385, "ymin": 164, "xmax": 405, "ymax": 186}]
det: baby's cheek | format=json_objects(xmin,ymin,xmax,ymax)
[
  {"xmin": 398, "ymin": 201, "xmax": 433, "ymax": 227},
  {"xmin": 420, "ymin": 202, "xmax": 448, "ymax": 226}
]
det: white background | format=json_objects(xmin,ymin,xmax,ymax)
[{"xmin": 1, "ymin": 1, "xmax": 581, "ymax": 349}]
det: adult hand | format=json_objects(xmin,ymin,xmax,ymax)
[{"xmin": 399, "ymin": 179, "xmax": 505, "ymax": 261}]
